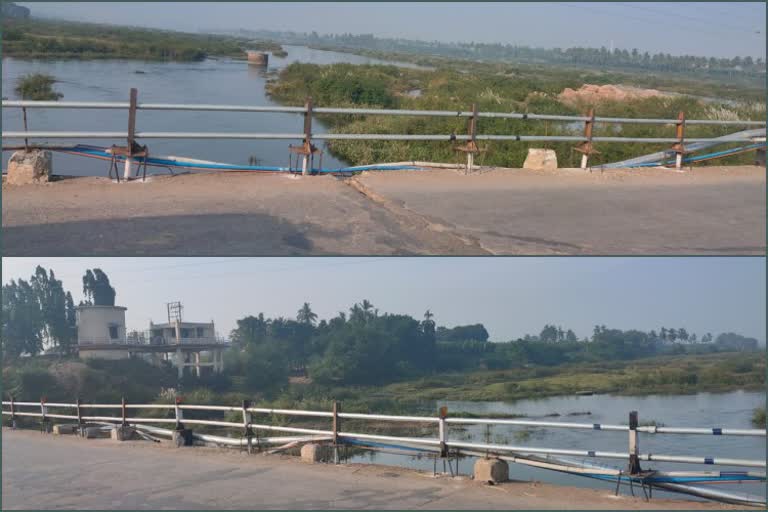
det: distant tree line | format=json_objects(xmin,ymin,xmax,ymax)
[{"xmin": 246, "ymin": 28, "xmax": 767, "ymax": 77}]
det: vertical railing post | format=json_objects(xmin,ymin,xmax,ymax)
[
  {"xmin": 582, "ymin": 108, "xmax": 595, "ymax": 169},
  {"xmin": 40, "ymin": 397, "xmax": 48, "ymax": 433},
  {"xmin": 242, "ymin": 399, "xmax": 253, "ymax": 454},
  {"xmin": 302, "ymin": 97, "xmax": 313, "ymax": 176},
  {"xmin": 628, "ymin": 410, "xmax": 641, "ymax": 474},
  {"xmin": 467, "ymin": 103, "xmax": 478, "ymax": 174},
  {"xmin": 124, "ymin": 87, "xmax": 138, "ymax": 180},
  {"xmin": 76, "ymin": 397, "xmax": 83, "ymax": 436},
  {"xmin": 9, "ymin": 395, "xmax": 16, "ymax": 429},
  {"xmin": 121, "ymin": 396, "xmax": 127, "ymax": 427},
  {"xmin": 438, "ymin": 405, "xmax": 448, "ymax": 458},
  {"xmin": 174, "ymin": 396, "xmax": 184, "ymax": 431},
  {"xmin": 332, "ymin": 401, "xmax": 340, "ymax": 464},
  {"xmin": 673, "ymin": 111, "xmax": 686, "ymax": 171},
  {"xmin": 22, "ymin": 107, "xmax": 29, "ymax": 151}
]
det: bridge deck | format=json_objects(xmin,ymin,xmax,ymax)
[
  {"xmin": 2, "ymin": 166, "xmax": 764, "ymax": 256},
  {"xmin": 1, "ymin": 429, "xmax": 740, "ymax": 510}
]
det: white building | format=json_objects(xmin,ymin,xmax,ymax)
[{"xmin": 76, "ymin": 303, "xmax": 226, "ymax": 378}]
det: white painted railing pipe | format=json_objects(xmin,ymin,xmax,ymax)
[
  {"xmin": 124, "ymin": 404, "xmax": 177, "ymax": 409},
  {"xmin": 179, "ymin": 418, "xmax": 243, "ymax": 428},
  {"xmin": 3, "ymin": 101, "xmax": 764, "ymax": 127},
  {"xmin": 248, "ymin": 407, "xmax": 334, "ymax": 418},
  {"xmin": 338, "ymin": 412, "xmax": 439, "ymax": 423},
  {"xmin": 339, "ymin": 432, "xmax": 442, "ymax": 446},
  {"xmin": 178, "ymin": 405, "xmax": 242, "ymax": 412},
  {"xmin": 248, "ymin": 423, "xmax": 334, "ymax": 436},
  {"xmin": 640, "ymin": 454, "xmax": 765, "ymax": 468},
  {"xmin": 449, "ymin": 440, "xmax": 628, "ymax": 460},
  {"xmin": 446, "ymin": 418, "xmax": 628, "ymax": 431}
]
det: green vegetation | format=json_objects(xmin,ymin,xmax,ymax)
[
  {"xmin": 3, "ymin": 266, "xmax": 764, "ymax": 419},
  {"xmin": 2, "ymin": 17, "xmax": 284, "ymax": 61},
  {"xmin": 14, "ymin": 74, "xmax": 63, "ymax": 101},
  {"xmin": 753, "ymin": 407, "xmax": 766, "ymax": 428},
  {"xmin": 267, "ymin": 62, "xmax": 764, "ymax": 168}
]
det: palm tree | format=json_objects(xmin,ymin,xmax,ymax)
[
  {"xmin": 423, "ymin": 309, "xmax": 434, "ymax": 322},
  {"xmin": 297, "ymin": 302, "xmax": 317, "ymax": 326}
]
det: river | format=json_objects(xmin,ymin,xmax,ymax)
[
  {"xmin": 348, "ymin": 390, "xmax": 766, "ymax": 502},
  {"xmin": 2, "ymin": 45, "xmax": 428, "ymax": 176}
]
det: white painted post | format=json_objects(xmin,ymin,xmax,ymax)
[
  {"xmin": 174, "ymin": 397, "xmax": 184, "ymax": 430},
  {"xmin": 628, "ymin": 411, "xmax": 641, "ymax": 474},
  {"xmin": 675, "ymin": 153, "xmax": 683, "ymax": 171},
  {"xmin": 176, "ymin": 347, "xmax": 183, "ymax": 379},
  {"xmin": 467, "ymin": 153, "xmax": 474, "ymax": 174},
  {"xmin": 302, "ymin": 155, "xmax": 309, "ymax": 176},
  {"xmin": 242, "ymin": 400, "xmax": 253, "ymax": 454},
  {"xmin": 194, "ymin": 352, "xmax": 201, "ymax": 378},
  {"xmin": 438, "ymin": 406, "xmax": 448, "ymax": 459},
  {"xmin": 123, "ymin": 158, "xmax": 133, "ymax": 180},
  {"xmin": 581, "ymin": 154, "xmax": 589, "ymax": 170}
]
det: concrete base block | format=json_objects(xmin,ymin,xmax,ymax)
[
  {"xmin": 53, "ymin": 424, "xmax": 77, "ymax": 435},
  {"xmin": 7, "ymin": 150, "xmax": 52, "ymax": 185},
  {"xmin": 172, "ymin": 429, "xmax": 193, "ymax": 447},
  {"xmin": 110, "ymin": 426, "xmax": 134, "ymax": 441},
  {"xmin": 523, "ymin": 148, "xmax": 558, "ymax": 171},
  {"xmin": 300, "ymin": 443, "xmax": 329, "ymax": 463},
  {"xmin": 473, "ymin": 458, "xmax": 509, "ymax": 484},
  {"xmin": 84, "ymin": 426, "xmax": 105, "ymax": 439}
]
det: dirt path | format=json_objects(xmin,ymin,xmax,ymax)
[
  {"xmin": 2, "ymin": 166, "xmax": 764, "ymax": 255},
  {"xmin": 2, "ymin": 429, "xmax": 742, "ymax": 510}
]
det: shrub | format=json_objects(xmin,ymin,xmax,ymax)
[{"xmin": 14, "ymin": 74, "xmax": 63, "ymax": 101}]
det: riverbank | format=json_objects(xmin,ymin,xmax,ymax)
[
  {"xmin": 2, "ymin": 17, "xmax": 285, "ymax": 61},
  {"xmin": 1, "ymin": 429, "xmax": 746, "ymax": 510},
  {"xmin": 3, "ymin": 166, "xmax": 764, "ymax": 256}
]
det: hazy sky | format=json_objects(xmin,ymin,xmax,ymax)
[
  {"xmin": 3, "ymin": 257, "xmax": 765, "ymax": 342},
  {"xmin": 21, "ymin": 2, "xmax": 766, "ymax": 59}
]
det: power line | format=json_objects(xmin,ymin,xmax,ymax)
[{"xmin": 615, "ymin": 2, "xmax": 762, "ymax": 34}]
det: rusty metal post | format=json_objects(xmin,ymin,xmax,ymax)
[
  {"xmin": 302, "ymin": 97, "xmax": 313, "ymax": 176},
  {"xmin": 76, "ymin": 397, "xmax": 83, "ymax": 436},
  {"xmin": 22, "ymin": 107, "xmax": 29, "ymax": 151},
  {"xmin": 174, "ymin": 396, "xmax": 184, "ymax": 431},
  {"xmin": 574, "ymin": 108, "xmax": 598, "ymax": 170},
  {"xmin": 438, "ymin": 406, "xmax": 448, "ymax": 459},
  {"xmin": 242, "ymin": 399, "xmax": 253, "ymax": 454},
  {"xmin": 124, "ymin": 87, "xmax": 138, "ymax": 180},
  {"xmin": 672, "ymin": 111, "xmax": 686, "ymax": 170},
  {"xmin": 121, "ymin": 396, "xmax": 127, "ymax": 427},
  {"xmin": 467, "ymin": 103, "xmax": 478, "ymax": 173},
  {"xmin": 9, "ymin": 395, "xmax": 16, "ymax": 429},
  {"xmin": 628, "ymin": 410, "xmax": 641, "ymax": 475},
  {"xmin": 332, "ymin": 401, "xmax": 341, "ymax": 464},
  {"xmin": 40, "ymin": 397, "xmax": 48, "ymax": 433}
]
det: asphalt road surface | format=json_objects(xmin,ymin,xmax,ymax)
[
  {"xmin": 2, "ymin": 429, "xmax": 740, "ymax": 510},
  {"xmin": 2, "ymin": 166, "xmax": 764, "ymax": 256}
]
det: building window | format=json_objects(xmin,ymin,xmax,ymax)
[
  {"xmin": 109, "ymin": 326, "xmax": 119, "ymax": 339},
  {"xmin": 197, "ymin": 327, "xmax": 205, "ymax": 338}
]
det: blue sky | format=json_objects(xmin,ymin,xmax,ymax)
[
  {"xmin": 3, "ymin": 257, "xmax": 765, "ymax": 342},
  {"xmin": 21, "ymin": 2, "xmax": 767, "ymax": 59}
]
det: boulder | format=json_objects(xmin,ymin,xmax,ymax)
[
  {"xmin": 84, "ymin": 426, "xmax": 106, "ymax": 439},
  {"xmin": 473, "ymin": 458, "xmax": 509, "ymax": 484},
  {"xmin": 53, "ymin": 424, "xmax": 77, "ymax": 435},
  {"xmin": 6, "ymin": 150, "xmax": 52, "ymax": 185},
  {"xmin": 111, "ymin": 426, "xmax": 135, "ymax": 441},
  {"xmin": 523, "ymin": 148, "xmax": 558, "ymax": 171}
]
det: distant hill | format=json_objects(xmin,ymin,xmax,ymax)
[{"xmin": 2, "ymin": 2, "xmax": 30, "ymax": 19}]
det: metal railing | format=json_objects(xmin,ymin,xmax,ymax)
[
  {"xmin": 2, "ymin": 397, "xmax": 765, "ymax": 469},
  {"xmin": 3, "ymin": 89, "xmax": 766, "ymax": 176}
]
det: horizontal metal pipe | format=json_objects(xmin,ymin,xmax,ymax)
[
  {"xmin": 5, "ymin": 131, "xmax": 758, "ymax": 143},
  {"xmin": 178, "ymin": 418, "xmax": 243, "ymax": 428},
  {"xmin": 178, "ymin": 405, "xmax": 241, "ymax": 412},
  {"xmin": 3, "ymin": 401, "xmax": 41, "ymax": 407},
  {"xmin": 645, "ymin": 427, "xmax": 766, "ymax": 436},
  {"xmin": 44, "ymin": 413, "xmax": 79, "ymax": 420},
  {"xmin": 641, "ymin": 454, "xmax": 765, "ymax": 468},
  {"xmin": 43, "ymin": 403, "xmax": 77, "ymax": 408},
  {"xmin": 79, "ymin": 404, "xmax": 123, "ymax": 408},
  {"xmin": 338, "ymin": 412, "xmax": 439, "ymax": 423},
  {"xmin": 248, "ymin": 407, "xmax": 334, "ymax": 418},
  {"xmin": 4, "ymin": 101, "xmax": 762, "ymax": 127},
  {"xmin": 123, "ymin": 417, "xmax": 178, "ymax": 424},
  {"xmin": 124, "ymin": 404, "xmax": 176, "ymax": 409},
  {"xmin": 248, "ymin": 423, "xmax": 334, "ymax": 436},
  {"xmin": 449, "ymin": 440, "xmax": 628, "ymax": 460},
  {"xmin": 340, "ymin": 432, "xmax": 442, "ymax": 446},
  {"xmin": 8, "ymin": 412, "xmax": 43, "ymax": 417},
  {"xmin": 446, "ymin": 418, "xmax": 626, "ymax": 431},
  {"xmin": 2, "ymin": 101, "xmax": 129, "ymax": 109}
]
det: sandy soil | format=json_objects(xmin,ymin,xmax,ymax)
[
  {"xmin": 2, "ymin": 429, "xmax": 743, "ymax": 510},
  {"xmin": 2, "ymin": 166, "xmax": 764, "ymax": 255}
]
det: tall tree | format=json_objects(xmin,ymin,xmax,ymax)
[
  {"xmin": 296, "ymin": 302, "xmax": 318, "ymax": 326},
  {"xmin": 82, "ymin": 269, "xmax": 116, "ymax": 306}
]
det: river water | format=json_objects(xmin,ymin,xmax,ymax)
[
  {"xmin": 348, "ymin": 391, "xmax": 766, "ymax": 502},
  {"xmin": 2, "ymin": 45, "xmax": 428, "ymax": 175}
]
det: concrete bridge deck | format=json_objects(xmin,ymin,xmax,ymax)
[
  {"xmin": 2, "ymin": 166, "xmax": 764, "ymax": 256},
  {"xmin": 2, "ymin": 429, "xmax": 740, "ymax": 510}
]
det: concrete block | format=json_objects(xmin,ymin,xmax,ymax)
[
  {"xmin": 172, "ymin": 429, "xmax": 193, "ymax": 447},
  {"xmin": 84, "ymin": 426, "xmax": 105, "ymax": 439},
  {"xmin": 110, "ymin": 426, "xmax": 134, "ymax": 441},
  {"xmin": 6, "ymin": 150, "xmax": 52, "ymax": 185},
  {"xmin": 523, "ymin": 148, "xmax": 558, "ymax": 171},
  {"xmin": 473, "ymin": 458, "xmax": 509, "ymax": 484},
  {"xmin": 53, "ymin": 424, "xmax": 77, "ymax": 435},
  {"xmin": 300, "ymin": 443, "xmax": 329, "ymax": 463}
]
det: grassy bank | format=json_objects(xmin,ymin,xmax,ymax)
[
  {"xmin": 266, "ymin": 61, "xmax": 764, "ymax": 168},
  {"xmin": 2, "ymin": 18, "xmax": 285, "ymax": 61}
]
